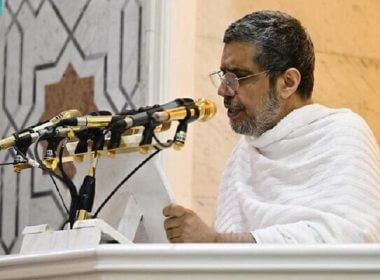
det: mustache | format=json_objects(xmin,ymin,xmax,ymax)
[{"xmin": 224, "ymin": 97, "xmax": 244, "ymax": 110}]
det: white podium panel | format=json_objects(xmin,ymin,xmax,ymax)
[{"xmin": 1, "ymin": 244, "xmax": 380, "ymax": 280}]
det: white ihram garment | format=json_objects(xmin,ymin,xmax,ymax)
[{"xmin": 215, "ymin": 104, "xmax": 380, "ymax": 243}]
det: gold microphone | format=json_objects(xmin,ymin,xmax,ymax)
[
  {"xmin": 151, "ymin": 98, "xmax": 217, "ymax": 122},
  {"xmin": 152, "ymin": 98, "xmax": 217, "ymax": 150},
  {"xmin": 0, "ymin": 109, "xmax": 82, "ymax": 151}
]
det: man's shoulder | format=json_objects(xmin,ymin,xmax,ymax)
[
  {"xmin": 320, "ymin": 106, "xmax": 370, "ymax": 133},
  {"xmin": 316, "ymin": 106, "xmax": 375, "ymax": 145}
]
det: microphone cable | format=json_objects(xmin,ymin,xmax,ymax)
[
  {"xmin": 58, "ymin": 132, "xmax": 103, "ymax": 230},
  {"xmin": 33, "ymin": 136, "xmax": 71, "ymax": 216},
  {"xmin": 152, "ymin": 130, "xmax": 173, "ymax": 148},
  {"xmin": 93, "ymin": 115, "xmax": 193, "ymax": 217},
  {"xmin": 56, "ymin": 138, "xmax": 79, "ymax": 228},
  {"xmin": 47, "ymin": 171, "xmax": 69, "ymax": 215},
  {"xmin": 0, "ymin": 141, "xmax": 71, "ymax": 223},
  {"xmin": 93, "ymin": 148, "xmax": 161, "ymax": 218},
  {"xmin": 92, "ymin": 115, "xmax": 183, "ymax": 217}
]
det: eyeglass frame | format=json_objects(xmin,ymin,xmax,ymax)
[{"xmin": 209, "ymin": 70, "xmax": 270, "ymax": 94}]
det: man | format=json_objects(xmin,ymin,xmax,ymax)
[{"xmin": 163, "ymin": 10, "xmax": 380, "ymax": 243}]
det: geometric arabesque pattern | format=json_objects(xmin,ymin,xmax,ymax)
[{"xmin": 0, "ymin": 0, "xmax": 147, "ymax": 254}]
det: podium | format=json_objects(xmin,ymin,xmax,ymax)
[{"xmin": 1, "ymin": 244, "xmax": 380, "ymax": 279}]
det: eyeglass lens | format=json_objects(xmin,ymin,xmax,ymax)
[{"xmin": 217, "ymin": 72, "xmax": 238, "ymax": 96}]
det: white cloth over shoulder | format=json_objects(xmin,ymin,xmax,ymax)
[{"xmin": 215, "ymin": 104, "xmax": 380, "ymax": 243}]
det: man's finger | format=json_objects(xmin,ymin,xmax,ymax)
[
  {"xmin": 166, "ymin": 227, "xmax": 182, "ymax": 239},
  {"xmin": 162, "ymin": 204, "xmax": 186, "ymax": 217},
  {"xmin": 164, "ymin": 216, "xmax": 182, "ymax": 230}
]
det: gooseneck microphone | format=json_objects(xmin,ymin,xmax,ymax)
[
  {"xmin": 54, "ymin": 98, "xmax": 217, "ymax": 130},
  {"xmin": 152, "ymin": 98, "xmax": 217, "ymax": 123},
  {"xmin": 0, "ymin": 109, "xmax": 82, "ymax": 151},
  {"xmin": 153, "ymin": 98, "xmax": 217, "ymax": 150},
  {"xmin": 55, "ymin": 98, "xmax": 195, "ymax": 129}
]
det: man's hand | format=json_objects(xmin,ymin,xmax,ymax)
[{"xmin": 162, "ymin": 204, "xmax": 217, "ymax": 243}]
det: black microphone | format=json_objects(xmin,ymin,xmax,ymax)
[
  {"xmin": 111, "ymin": 98, "xmax": 196, "ymax": 129},
  {"xmin": 118, "ymin": 98, "xmax": 195, "ymax": 116},
  {"xmin": 0, "ymin": 109, "xmax": 82, "ymax": 151},
  {"xmin": 56, "ymin": 98, "xmax": 196, "ymax": 130}
]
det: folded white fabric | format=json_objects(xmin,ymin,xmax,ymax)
[{"xmin": 215, "ymin": 104, "xmax": 380, "ymax": 243}]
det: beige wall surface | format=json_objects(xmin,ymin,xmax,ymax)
[{"xmin": 167, "ymin": 0, "xmax": 380, "ymax": 226}]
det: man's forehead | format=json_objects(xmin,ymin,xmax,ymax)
[{"xmin": 220, "ymin": 41, "xmax": 258, "ymax": 72}]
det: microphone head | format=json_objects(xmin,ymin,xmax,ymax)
[
  {"xmin": 195, "ymin": 98, "xmax": 217, "ymax": 121},
  {"xmin": 50, "ymin": 109, "xmax": 82, "ymax": 124}
]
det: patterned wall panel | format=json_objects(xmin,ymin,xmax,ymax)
[{"xmin": 0, "ymin": 0, "xmax": 150, "ymax": 254}]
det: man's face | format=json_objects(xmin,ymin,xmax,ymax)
[{"xmin": 219, "ymin": 41, "xmax": 281, "ymax": 137}]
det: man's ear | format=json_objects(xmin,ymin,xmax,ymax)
[{"xmin": 277, "ymin": 68, "xmax": 301, "ymax": 99}]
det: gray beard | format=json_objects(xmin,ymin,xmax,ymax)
[{"xmin": 230, "ymin": 87, "xmax": 281, "ymax": 137}]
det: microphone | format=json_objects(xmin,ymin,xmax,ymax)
[
  {"xmin": 152, "ymin": 98, "xmax": 217, "ymax": 123},
  {"xmin": 0, "ymin": 109, "xmax": 82, "ymax": 151},
  {"xmin": 151, "ymin": 98, "xmax": 216, "ymax": 150},
  {"xmin": 54, "ymin": 98, "xmax": 216, "ymax": 132},
  {"xmin": 56, "ymin": 98, "xmax": 197, "ymax": 129},
  {"xmin": 113, "ymin": 98, "xmax": 216, "ymax": 129},
  {"xmin": 118, "ymin": 98, "xmax": 194, "ymax": 116}
]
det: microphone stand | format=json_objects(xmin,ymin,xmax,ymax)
[
  {"xmin": 12, "ymin": 132, "xmax": 39, "ymax": 172},
  {"xmin": 76, "ymin": 155, "xmax": 97, "ymax": 220},
  {"xmin": 76, "ymin": 127, "xmax": 104, "ymax": 221}
]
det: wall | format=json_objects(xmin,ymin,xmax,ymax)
[
  {"xmin": 166, "ymin": 0, "xmax": 380, "ymax": 226},
  {"xmin": 0, "ymin": 0, "xmax": 378, "ymax": 253},
  {"xmin": 164, "ymin": 0, "xmax": 197, "ymax": 209},
  {"xmin": 0, "ymin": 0, "xmax": 170, "ymax": 254}
]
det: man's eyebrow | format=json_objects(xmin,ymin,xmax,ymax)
[{"xmin": 220, "ymin": 67, "xmax": 252, "ymax": 74}]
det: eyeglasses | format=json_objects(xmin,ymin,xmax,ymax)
[{"xmin": 209, "ymin": 70, "xmax": 269, "ymax": 94}]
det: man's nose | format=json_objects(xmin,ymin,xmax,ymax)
[{"xmin": 217, "ymin": 83, "xmax": 235, "ymax": 97}]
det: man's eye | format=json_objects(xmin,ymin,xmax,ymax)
[{"xmin": 234, "ymin": 72, "xmax": 250, "ymax": 78}]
